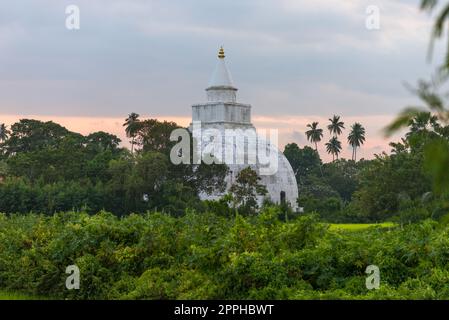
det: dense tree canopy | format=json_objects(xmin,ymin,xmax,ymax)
[{"xmin": 0, "ymin": 118, "xmax": 229, "ymax": 216}]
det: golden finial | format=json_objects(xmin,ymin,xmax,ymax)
[{"xmin": 218, "ymin": 46, "xmax": 225, "ymax": 59}]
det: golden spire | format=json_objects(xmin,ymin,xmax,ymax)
[{"xmin": 218, "ymin": 46, "xmax": 225, "ymax": 59}]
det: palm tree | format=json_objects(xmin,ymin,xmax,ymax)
[
  {"xmin": 0, "ymin": 124, "xmax": 9, "ymax": 142},
  {"xmin": 347, "ymin": 123, "xmax": 366, "ymax": 161},
  {"xmin": 123, "ymin": 113, "xmax": 141, "ymax": 154},
  {"xmin": 327, "ymin": 115, "xmax": 345, "ymax": 137},
  {"xmin": 325, "ymin": 137, "xmax": 342, "ymax": 161},
  {"xmin": 305, "ymin": 122, "xmax": 323, "ymax": 154}
]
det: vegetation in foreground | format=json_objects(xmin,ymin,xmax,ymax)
[
  {"xmin": 0, "ymin": 290, "xmax": 42, "ymax": 300},
  {"xmin": 328, "ymin": 222, "xmax": 395, "ymax": 232},
  {"xmin": 1, "ymin": 209, "xmax": 449, "ymax": 300}
]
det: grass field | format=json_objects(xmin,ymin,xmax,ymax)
[
  {"xmin": 0, "ymin": 290, "xmax": 42, "ymax": 300},
  {"xmin": 329, "ymin": 222, "xmax": 396, "ymax": 231}
]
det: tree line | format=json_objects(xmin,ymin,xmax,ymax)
[
  {"xmin": 0, "ymin": 108, "xmax": 446, "ymax": 224},
  {"xmin": 0, "ymin": 116, "xmax": 275, "ymax": 217}
]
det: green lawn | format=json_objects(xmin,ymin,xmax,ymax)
[
  {"xmin": 329, "ymin": 222, "xmax": 396, "ymax": 232},
  {"xmin": 0, "ymin": 290, "xmax": 42, "ymax": 300}
]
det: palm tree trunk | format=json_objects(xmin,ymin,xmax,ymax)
[
  {"xmin": 315, "ymin": 142, "xmax": 323, "ymax": 177},
  {"xmin": 131, "ymin": 137, "xmax": 135, "ymax": 154},
  {"xmin": 354, "ymin": 147, "xmax": 357, "ymax": 162}
]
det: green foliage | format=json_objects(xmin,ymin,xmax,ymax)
[
  {"xmin": 283, "ymin": 144, "xmax": 321, "ymax": 185},
  {"xmin": 0, "ymin": 118, "xmax": 228, "ymax": 216},
  {"xmin": 385, "ymin": 80, "xmax": 449, "ymax": 195},
  {"xmin": 123, "ymin": 112, "xmax": 141, "ymax": 154},
  {"xmin": 327, "ymin": 115, "xmax": 345, "ymax": 137},
  {"xmin": 348, "ymin": 135, "xmax": 435, "ymax": 222},
  {"xmin": 0, "ymin": 290, "xmax": 45, "ymax": 300},
  {"xmin": 347, "ymin": 123, "xmax": 366, "ymax": 161},
  {"xmin": 325, "ymin": 137, "xmax": 342, "ymax": 161},
  {"xmin": 322, "ymin": 159, "xmax": 362, "ymax": 202},
  {"xmin": 2, "ymin": 119, "xmax": 124, "ymax": 183},
  {"xmin": 229, "ymin": 167, "xmax": 268, "ymax": 215},
  {"xmin": 329, "ymin": 222, "xmax": 395, "ymax": 232},
  {"xmin": 296, "ymin": 158, "xmax": 368, "ymax": 222},
  {"xmin": 1, "ymin": 210, "xmax": 449, "ymax": 299},
  {"xmin": 134, "ymin": 119, "xmax": 180, "ymax": 156},
  {"xmin": 423, "ymin": 138, "xmax": 449, "ymax": 194},
  {"xmin": 305, "ymin": 122, "xmax": 323, "ymax": 153}
]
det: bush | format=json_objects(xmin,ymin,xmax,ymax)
[{"xmin": 0, "ymin": 209, "xmax": 449, "ymax": 299}]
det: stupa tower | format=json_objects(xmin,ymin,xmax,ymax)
[
  {"xmin": 191, "ymin": 47, "xmax": 253, "ymax": 130},
  {"xmin": 190, "ymin": 47, "xmax": 298, "ymax": 210}
]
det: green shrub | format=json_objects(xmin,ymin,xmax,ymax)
[{"xmin": 1, "ymin": 210, "xmax": 449, "ymax": 299}]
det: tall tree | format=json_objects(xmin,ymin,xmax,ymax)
[
  {"xmin": 347, "ymin": 123, "xmax": 366, "ymax": 161},
  {"xmin": 229, "ymin": 167, "xmax": 268, "ymax": 214},
  {"xmin": 325, "ymin": 137, "xmax": 342, "ymax": 161},
  {"xmin": 4, "ymin": 119, "xmax": 76, "ymax": 155},
  {"xmin": 123, "ymin": 113, "xmax": 141, "ymax": 154},
  {"xmin": 134, "ymin": 119, "xmax": 180, "ymax": 156},
  {"xmin": 327, "ymin": 115, "xmax": 345, "ymax": 137},
  {"xmin": 86, "ymin": 131, "xmax": 122, "ymax": 153},
  {"xmin": 283, "ymin": 143, "xmax": 321, "ymax": 184},
  {"xmin": 305, "ymin": 122, "xmax": 324, "ymax": 154}
]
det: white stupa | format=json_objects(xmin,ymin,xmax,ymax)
[{"xmin": 190, "ymin": 47, "xmax": 298, "ymax": 210}]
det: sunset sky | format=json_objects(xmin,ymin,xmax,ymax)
[{"xmin": 0, "ymin": 0, "xmax": 445, "ymax": 161}]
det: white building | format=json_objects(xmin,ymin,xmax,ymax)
[{"xmin": 190, "ymin": 48, "xmax": 298, "ymax": 210}]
